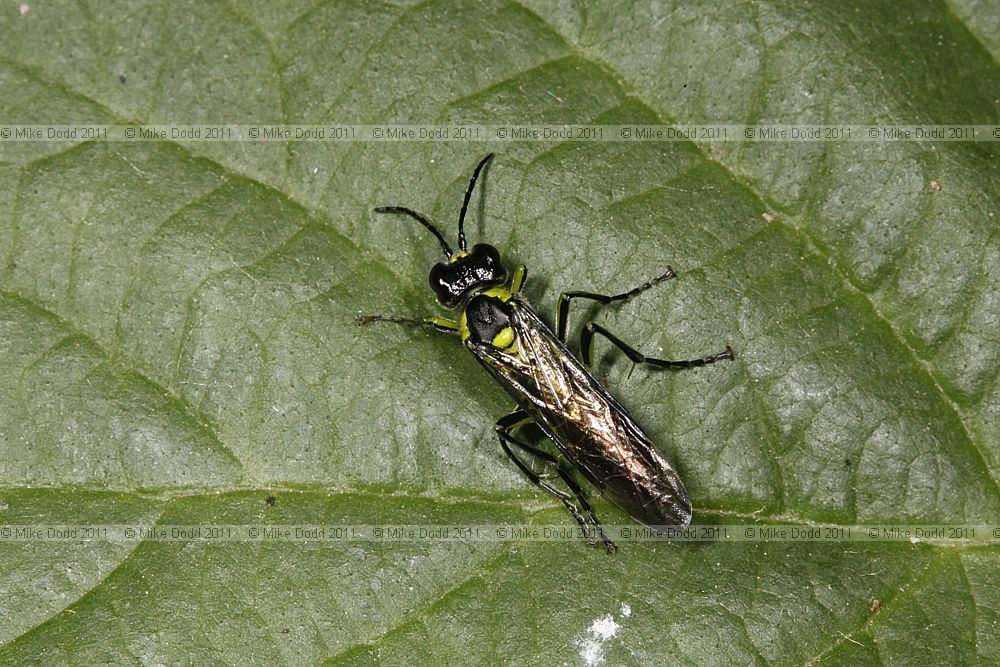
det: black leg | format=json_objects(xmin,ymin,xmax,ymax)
[
  {"xmin": 556, "ymin": 267, "xmax": 676, "ymax": 342},
  {"xmin": 495, "ymin": 411, "xmax": 617, "ymax": 553},
  {"xmin": 356, "ymin": 313, "xmax": 460, "ymax": 335},
  {"xmin": 581, "ymin": 322, "xmax": 734, "ymax": 369}
]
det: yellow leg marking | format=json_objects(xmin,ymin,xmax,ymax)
[
  {"xmin": 426, "ymin": 316, "xmax": 460, "ymax": 332},
  {"xmin": 511, "ymin": 265, "xmax": 527, "ymax": 295}
]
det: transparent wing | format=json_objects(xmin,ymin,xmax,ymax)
[{"xmin": 470, "ymin": 299, "xmax": 692, "ymax": 527}]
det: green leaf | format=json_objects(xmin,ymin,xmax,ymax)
[{"xmin": 2, "ymin": 0, "xmax": 999, "ymax": 663}]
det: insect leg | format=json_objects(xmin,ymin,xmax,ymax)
[
  {"xmin": 581, "ymin": 322, "xmax": 734, "ymax": 369},
  {"xmin": 556, "ymin": 267, "xmax": 676, "ymax": 342},
  {"xmin": 510, "ymin": 264, "xmax": 527, "ymax": 295},
  {"xmin": 356, "ymin": 314, "xmax": 460, "ymax": 335},
  {"xmin": 495, "ymin": 411, "xmax": 617, "ymax": 553}
]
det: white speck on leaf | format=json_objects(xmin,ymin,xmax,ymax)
[{"xmin": 577, "ymin": 614, "xmax": 622, "ymax": 666}]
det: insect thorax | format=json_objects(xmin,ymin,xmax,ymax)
[{"xmin": 460, "ymin": 290, "xmax": 517, "ymax": 350}]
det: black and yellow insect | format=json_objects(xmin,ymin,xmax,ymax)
[{"xmin": 359, "ymin": 154, "xmax": 734, "ymax": 552}]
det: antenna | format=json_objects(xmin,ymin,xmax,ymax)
[
  {"xmin": 457, "ymin": 153, "xmax": 494, "ymax": 251},
  {"xmin": 374, "ymin": 206, "xmax": 453, "ymax": 258}
]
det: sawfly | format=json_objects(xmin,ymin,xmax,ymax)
[{"xmin": 359, "ymin": 154, "xmax": 734, "ymax": 552}]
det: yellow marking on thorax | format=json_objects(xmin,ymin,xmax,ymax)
[
  {"xmin": 459, "ymin": 289, "xmax": 516, "ymax": 343},
  {"xmin": 459, "ymin": 308, "xmax": 471, "ymax": 342},
  {"xmin": 481, "ymin": 287, "xmax": 513, "ymax": 301},
  {"xmin": 492, "ymin": 326, "xmax": 515, "ymax": 349}
]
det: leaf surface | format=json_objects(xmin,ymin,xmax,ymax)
[{"xmin": 1, "ymin": 1, "xmax": 998, "ymax": 663}]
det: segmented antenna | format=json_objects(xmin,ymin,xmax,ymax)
[
  {"xmin": 457, "ymin": 153, "xmax": 494, "ymax": 251},
  {"xmin": 374, "ymin": 206, "xmax": 453, "ymax": 258}
]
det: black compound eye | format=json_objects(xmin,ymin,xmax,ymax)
[
  {"xmin": 470, "ymin": 244, "xmax": 503, "ymax": 274},
  {"xmin": 428, "ymin": 244, "xmax": 507, "ymax": 307},
  {"xmin": 465, "ymin": 244, "xmax": 507, "ymax": 291},
  {"xmin": 429, "ymin": 262, "xmax": 463, "ymax": 307}
]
